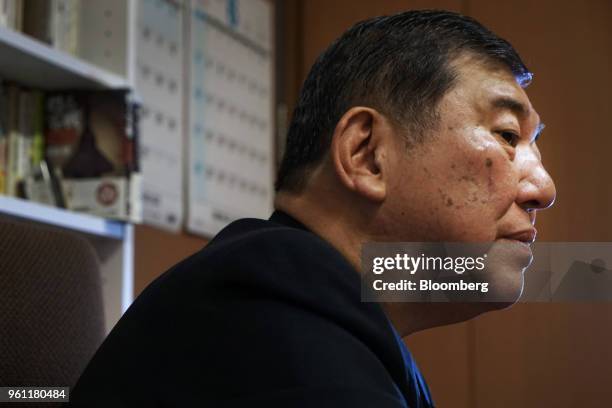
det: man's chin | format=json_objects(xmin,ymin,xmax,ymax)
[
  {"xmin": 450, "ymin": 294, "xmax": 523, "ymax": 324},
  {"xmin": 473, "ymin": 239, "xmax": 529, "ymax": 304}
]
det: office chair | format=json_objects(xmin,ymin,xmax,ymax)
[{"xmin": 0, "ymin": 218, "xmax": 105, "ymax": 406}]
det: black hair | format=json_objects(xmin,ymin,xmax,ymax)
[{"xmin": 275, "ymin": 9, "xmax": 530, "ymax": 192}]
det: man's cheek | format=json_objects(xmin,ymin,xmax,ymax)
[
  {"xmin": 448, "ymin": 150, "xmax": 498, "ymax": 207},
  {"xmin": 483, "ymin": 153, "xmax": 520, "ymax": 210},
  {"xmin": 450, "ymin": 147, "xmax": 517, "ymax": 211}
]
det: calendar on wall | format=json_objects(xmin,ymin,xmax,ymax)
[
  {"xmin": 187, "ymin": 0, "xmax": 273, "ymax": 237},
  {"xmin": 134, "ymin": 0, "xmax": 185, "ymax": 231}
]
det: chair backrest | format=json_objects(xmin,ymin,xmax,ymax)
[{"xmin": 0, "ymin": 218, "xmax": 105, "ymax": 390}]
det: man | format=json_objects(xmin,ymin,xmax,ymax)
[{"xmin": 70, "ymin": 9, "xmax": 555, "ymax": 407}]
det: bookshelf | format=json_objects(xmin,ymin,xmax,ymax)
[
  {"xmin": 0, "ymin": 25, "xmax": 130, "ymax": 90},
  {"xmin": 0, "ymin": 0, "xmax": 137, "ymax": 333}
]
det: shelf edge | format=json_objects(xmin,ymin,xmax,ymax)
[{"xmin": 0, "ymin": 196, "xmax": 125, "ymax": 239}]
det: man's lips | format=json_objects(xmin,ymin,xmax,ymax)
[{"xmin": 500, "ymin": 228, "xmax": 537, "ymax": 244}]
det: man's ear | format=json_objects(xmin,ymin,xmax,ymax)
[{"xmin": 330, "ymin": 107, "xmax": 389, "ymax": 202}]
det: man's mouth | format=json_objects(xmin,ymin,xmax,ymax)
[{"xmin": 501, "ymin": 228, "xmax": 537, "ymax": 245}]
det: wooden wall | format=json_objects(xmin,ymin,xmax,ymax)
[
  {"xmin": 135, "ymin": 1, "xmax": 612, "ymax": 406},
  {"xmin": 134, "ymin": 225, "xmax": 206, "ymax": 294},
  {"xmin": 284, "ymin": 1, "xmax": 612, "ymax": 407}
]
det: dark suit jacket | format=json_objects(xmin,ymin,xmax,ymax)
[{"xmin": 69, "ymin": 211, "xmax": 433, "ymax": 407}]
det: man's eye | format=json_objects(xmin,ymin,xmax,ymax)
[{"xmin": 497, "ymin": 131, "xmax": 519, "ymax": 147}]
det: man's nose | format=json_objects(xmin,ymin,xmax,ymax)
[{"xmin": 516, "ymin": 152, "xmax": 556, "ymax": 212}]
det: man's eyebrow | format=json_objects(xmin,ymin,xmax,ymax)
[
  {"xmin": 490, "ymin": 96, "xmax": 529, "ymax": 118},
  {"xmin": 490, "ymin": 96, "xmax": 545, "ymax": 141}
]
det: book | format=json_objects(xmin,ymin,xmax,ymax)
[
  {"xmin": 5, "ymin": 84, "xmax": 20, "ymax": 196},
  {"xmin": 0, "ymin": 81, "xmax": 6, "ymax": 194},
  {"xmin": 23, "ymin": 0, "xmax": 80, "ymax": 55},
  {"xmin": 0, "ymin": 86, "xmax": 42, "ymax": 197},
  {"xmin": 43, "ymin": 89, "xmax": 141, "ymax": 220},
  {"xmin": 0, "ymin": 0, "xmax": 24, "ymax": 30},
  {"xmin": 52, "ymin": 0, "xmax": 79, "ymax": 55},
  {"xmin": 30, "ymin": 90, "xmax": 43, "ymax": 167},
  {"xmin": 44, "ymin": 91, "xmax": 82, "ymax": 173}
]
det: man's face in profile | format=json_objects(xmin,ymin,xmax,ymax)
[{"xmin": 383, "ymin": 53, "xmax": 556, "ymax": 299}]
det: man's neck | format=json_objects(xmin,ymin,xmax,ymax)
[{"xmin": 274, "ymin": 190, "xmax": 363, "ymax": 272}]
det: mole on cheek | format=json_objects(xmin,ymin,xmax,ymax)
[
  {"xmin": 485, "ymin": 158, "xmax": 494, "ymax": 189},
  {"xmin": 438, "ymin": 188, "xmax": 454, "ymax": 208}
]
